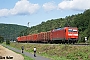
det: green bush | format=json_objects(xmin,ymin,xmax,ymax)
[
  {"xmin": 87, "ymin": 37, "xmax": 90, "ymax": 43},
  {"xmin": 0, "ymin": 36, "xmax": 4, "ymax": 43},
  {"xmin": 6, "ymin": 39, "xmax": 10, "ymax": 45}
]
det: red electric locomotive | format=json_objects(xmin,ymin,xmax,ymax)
[{"xmin": 51, "ymin": 27, "xmax": 78, "ymax": 43}]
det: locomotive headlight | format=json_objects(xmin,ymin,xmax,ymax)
[{"xmin": 68, "ymin": 34, "xmax": 78, "ymax": 36}]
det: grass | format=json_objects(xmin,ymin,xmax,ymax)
[{"xmin": 7, "ymin": 42, "xmax": 90, "ymax": 60}]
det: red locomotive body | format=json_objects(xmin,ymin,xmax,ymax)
[
  {"xmin": 52, "ymin": 28, "xmax": 65, "ymax": 41},
  {"xmin": 51, "ymin": 27, "xmax": 78, "ymax": 43},
  {"xmin": 66, "ymin": 27, "xmax": 78, "ymax": 43}
]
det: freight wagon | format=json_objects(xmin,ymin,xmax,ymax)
[{"xmin": 17, "ymin": 27, "xmax": 78, "ymax": 44}]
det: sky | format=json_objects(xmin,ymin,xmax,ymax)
[{"xmin": 0, "ymin": 0, "xmax": 90, "ymax": 27}]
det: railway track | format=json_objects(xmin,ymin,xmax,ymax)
[{"xmin": 15, "ymin": 42, "xmax": 90, "ymax": 46}]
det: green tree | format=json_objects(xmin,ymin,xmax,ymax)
[
  {"xmin": 0, "ymin": 23, "xmax": 27, "ymax": 40},
  {"xmin": 6, "ymin": 39, "xmax": 10, "ymax": 45},
  {"xmin": 0, "ymin": 36, "xmax": 4, "ymax": 43}
]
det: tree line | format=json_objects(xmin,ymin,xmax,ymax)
[{"xmin": 0, "ymin": 23, "xmax": 27, "ymax": 41}]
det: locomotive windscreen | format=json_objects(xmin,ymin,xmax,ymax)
[{"xmin": 68, "ymin": 29, "xmax": 78, "ymax": 32}]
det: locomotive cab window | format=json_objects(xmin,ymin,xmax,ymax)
[
  {"xmin": 73, "ymin": 29, "xmax": 78, "ymax": 32},
  {"xmin": 68, "ymin": 29, "xmax": 73, "ymax": 32},
  {"xmin": 68, "ymin": 29, "xmax": 77, "ymax": 32}
]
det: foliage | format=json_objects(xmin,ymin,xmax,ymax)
[
  {"xmin": 0, "ymin": 23, "xmax": 27, "ymax": 41},
  {"xmin": 0, "ymin": 36, "xmax": 4, "ymax": 43},
  {"xmin": 6, "ymin": 39, "xmax": 10, "ymax": 45}
]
